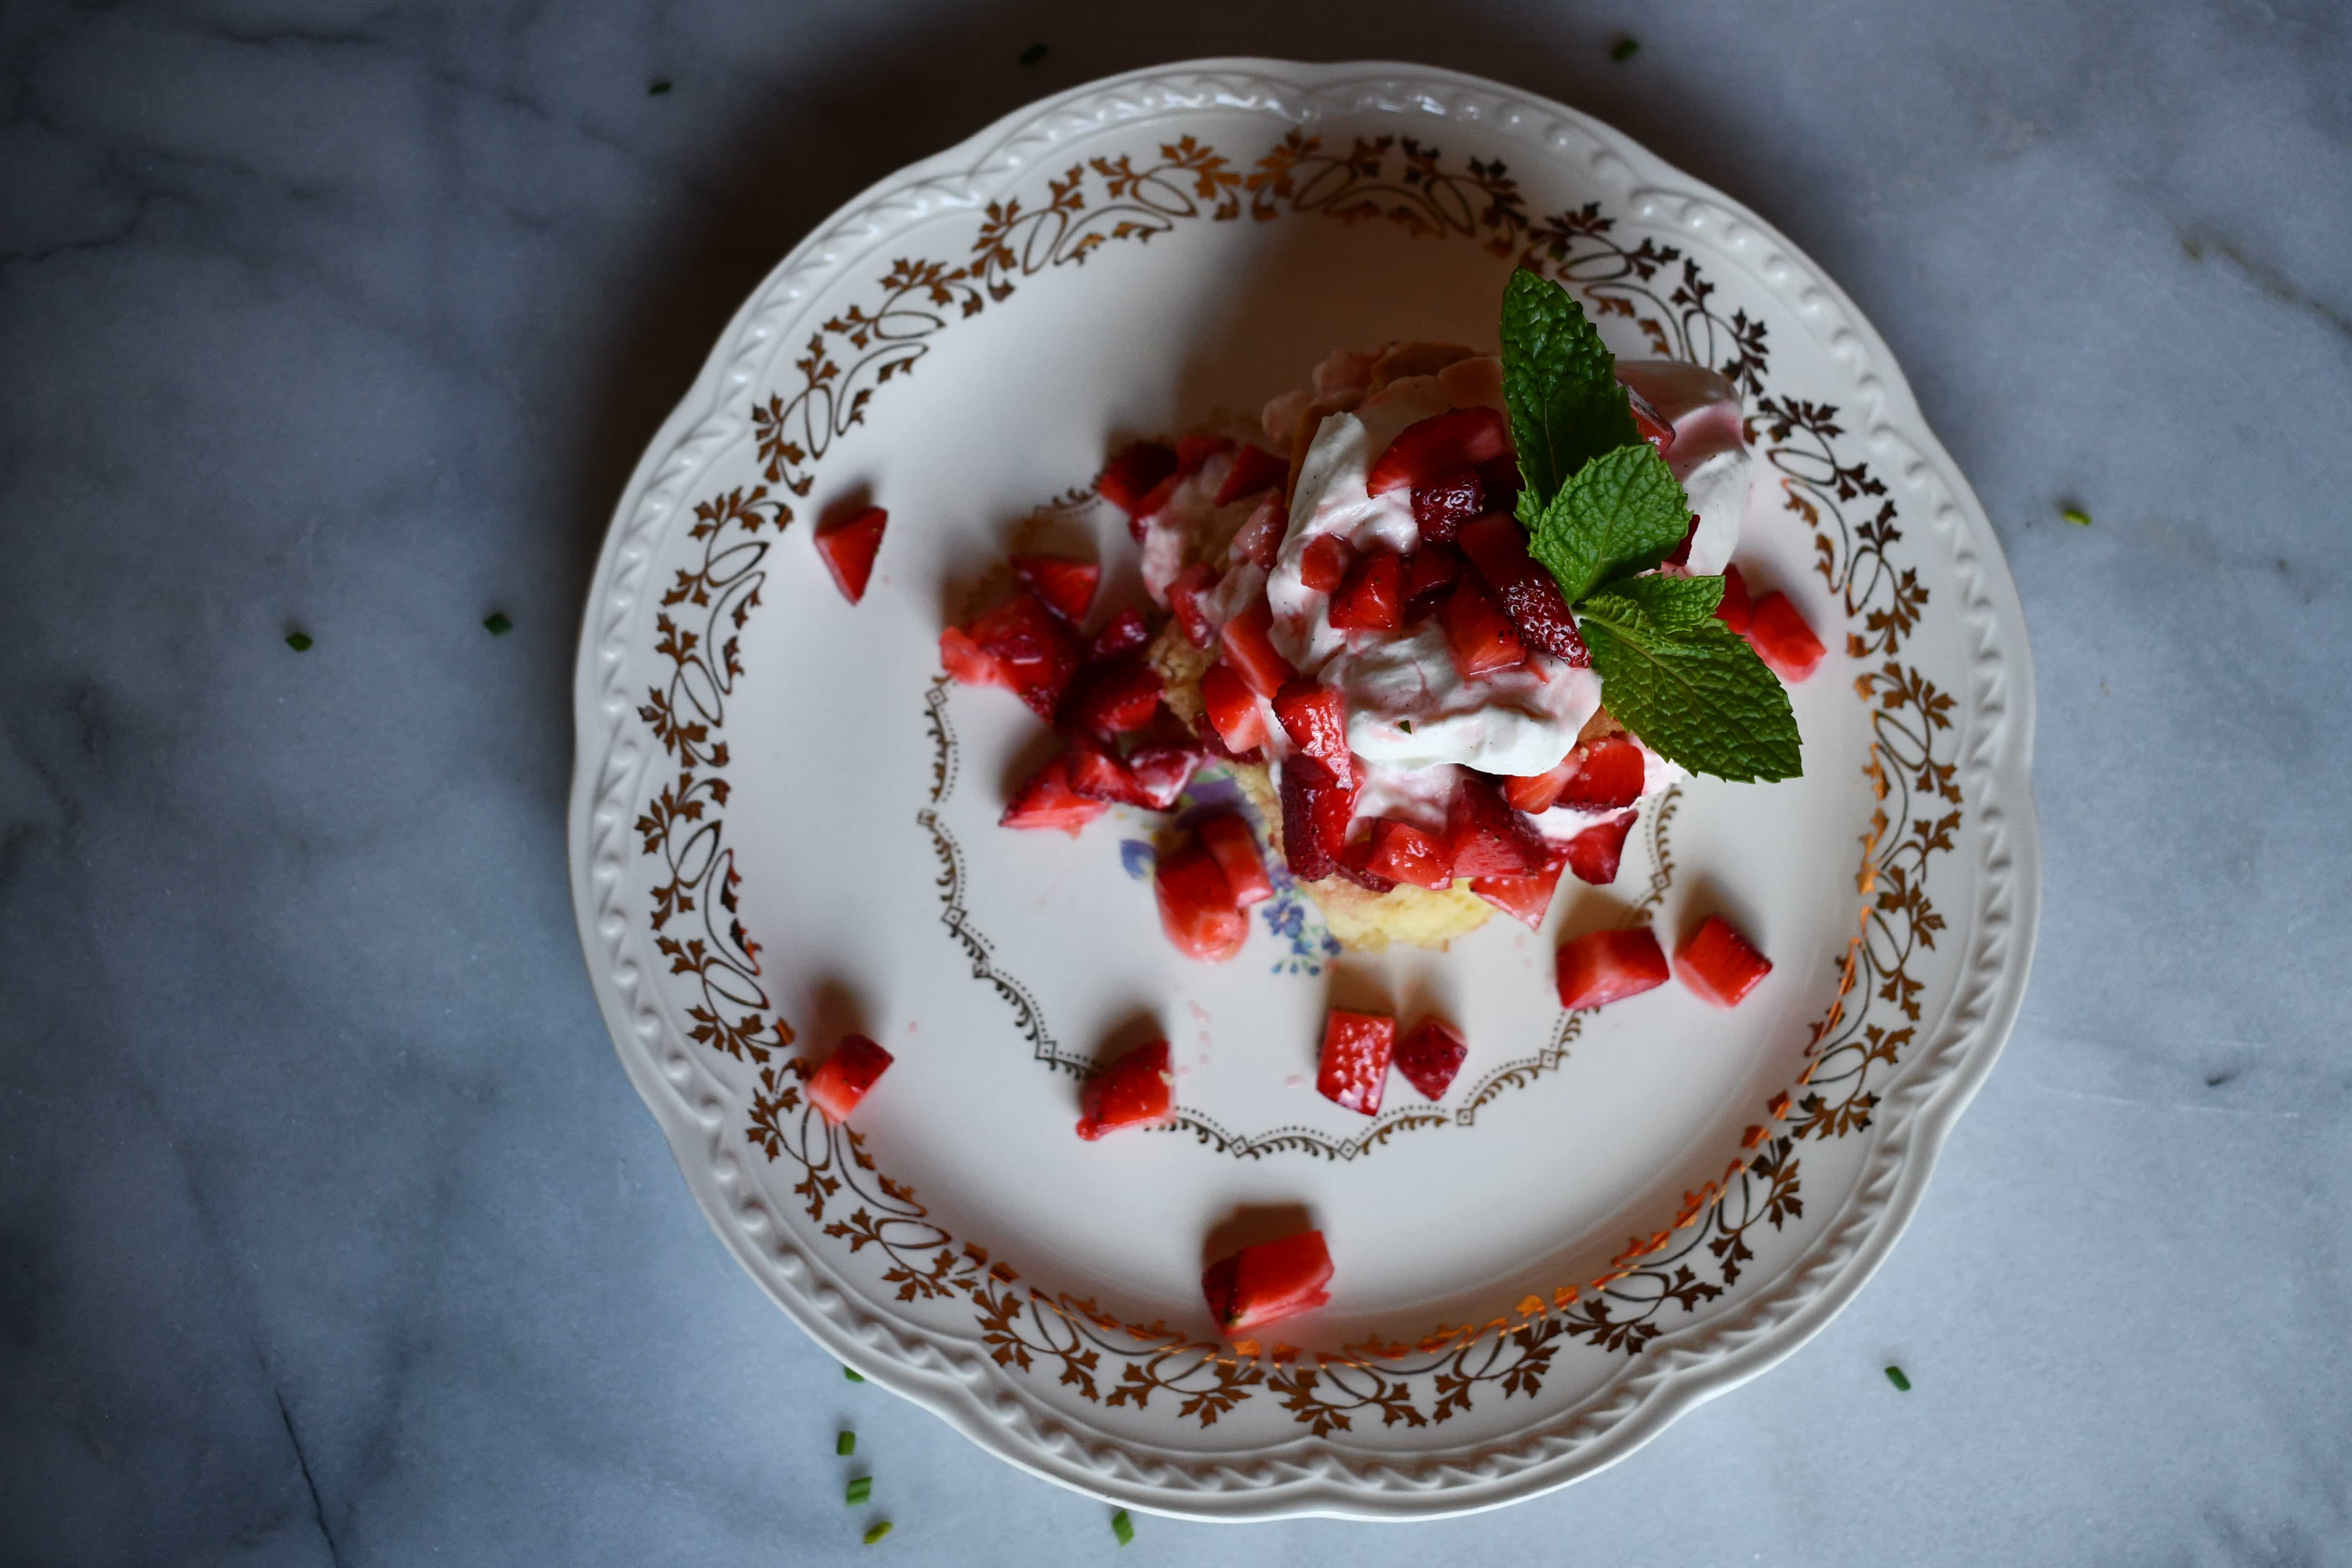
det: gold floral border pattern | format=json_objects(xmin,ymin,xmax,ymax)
[{"xmin": 629, "ymin": 132, "xmax": 1959, "ymax": 1434}]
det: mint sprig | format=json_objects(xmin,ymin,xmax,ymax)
[{"xmin": 1497, "ymin": 268, "xmax": 1802, "ymax": 783}]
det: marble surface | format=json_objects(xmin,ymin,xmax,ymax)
[{"xmin": 3, "ymin": 0, "xmax": 2348, "ymax": 1561}]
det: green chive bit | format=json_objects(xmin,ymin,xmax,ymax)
[
  {"xmin": 836, "ymin": 1430, "xmax": 855, "ymax": 1456},
  {"xmin": 1018, "ymin": 42, "xmax": 1049, "ymax": 66},
  {"xmin": 843, "ymin": 1365, "xmax": 865, "ymax": 1383},
  {"xmin": 862, "ymin": 1522, "xmax": 893, "ymax": 1546},
  {"xmin": 2061, "ymin": 506, "xmax": 2092, "ymax": 527},
  {"xmin": 482, "ymin": 612, "xmax": 513, "ymax": 636},
  {"xmin": 647, "ymin": 79, "xmax": 672, "ymax": 96},
  {"xmin": 1610, "ymin": 37, "xmax": 1640, "ymax": 62},
  {"xmin": 845, "ymin": 1475, "xmax": 872, "ymax": 1505},
  {"xmin": 1884, "ymin": 1364, "xmax": 1912, "ymax": 1391},
  {"xmin": 285, "ymin": 631, "xmax": 313, "ymax": 652},
  {"xmin": 1111, "ymin": 1509, "xmax": 1135, "ymax": 1546}
]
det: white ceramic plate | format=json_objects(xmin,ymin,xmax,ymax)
[{"xmin": 569, "ymin": 60, "xmax": 2039, "ymax": 1521}]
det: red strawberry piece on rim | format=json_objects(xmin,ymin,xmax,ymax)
[
  {"xmin": 1469, "ymin": 838, "xmax": 1570, "ymax": 929},
  {"xmin": 1402, "ymin": 542, "xmax": 1464, "ymax": 621},
  {"xmin": 1623, "ymin": 381, "xmax": 1676, "ymax": 454},
  {"xmin": 1457, "ymin": 512, "xmax": 1588, "ymax": 664},
  {"xmin": 1167, "ymin": 562, "xmax": 1222, "ymax": 648},
  {"xmin": 1272, "ymin": 678, "xmax": 1350, "ymax": 773},
  {"xmin": 1001, "ymin": 753, "xmax": 1110, "ymax": 835},
  {"xmin": 1299, "ymin": 533, "xmax": 1355, "ymax": 593},
  {"xmin": 965, "ymin": 591, "xmax": 1081, "ymax": 719},
  {"xmin": 1364, "ymin": 817, "xmax": 1454, "ymax": 890},
  {"xmin": 939, "ymin": 625, "xmax": 1010, "ymax": 691},
  {"xmin": 814, "ymin": 506, "xmax": 887, "ymax": 604},
  {"xmin": 1277, "ymin": 751, "xmax": 1353, "ymax": 882},
  {"xmin": 1218, "ymin": 597, "xmax": 1298, "ymax": 698},
  {"xmin": 1317, "ymin": 1008, "xmax": 1397, "ymax": 1116},
  {"xmin": 1199, "ymin": 660, "xmax": 1270, "ymax": 755},
  {"xmin": 1555, "ymin": 927, "xmax": 1671, "ymax": 1010},
  {"xmin": 1367, "ymin": 406, "xmax": 1510, "ymax": 495},
  {"xmin": 1097, "ymin": 441, "xmax": 1178, "ymax": 517},
  {"xmin": 1394, "ymin": 1017, "xmax": 1468, "ymax": 1102},
  {"xmin": 1748, "ymin": 592, "xmax": 1825, "ymax": 683},
  {"xmin": 1153, "ymin": 834, "xmax": 1247, "ymax": 962},
  {"xmin": 1085, "ymin": 606, "xmax": 1151, "ymax": 662},
  {"xmin": 1675, "ymin": 915, "xmax": 1772, "ymax": 1008},
  {"xmin": 1060, "ymin": 654, "xmax": 1164, "ymax": 740},
  {"xmin": 1558, "ymin": 734, "xmax": 1647, "ymax": 811},
  {"xmin": 1075, "ymin": 1037, "xmax": 1175, "ymax": 1141},
  {"xmin": 1440, "ymin": 574, "xmax": 1526, "ymax": 678},
  {"xmin": 1447, "ymin": 772, "xmax": 1546, "ymax": 877},
  {"xmin": 1327, "ymin": 549, "xmax": 1404, "ymax": 632},
  {"xmin": 1564, "ymin": 807, "xmax": 1640, "ymax": 885},
  {"xmin": 1229, "ymin": 493, "xmax": 1286, "ymax": 569},
  {"xmin": 1410, "ymin": 468, "xmax": 1484, "ymax": 545},
  {"xmin": 1196, "ymin": 813, "xmax": 1274, "ymax": 907},
  {"xmin": 1214, "ymin": 442, "xmax": 1290, "ymax": 506},
  {"xmin": 1177, "ymin": 433, "xmax": 1234, "ymax": 476},
  {"xmin": 1201, "ymin": 1229, "xmax": 1333, "ymax": 1335},
  {"xmin": 806, "ymin": 1034, "xmax": 893, "ymax": 1124},
  {"xmin": 1010, "ymin": 552, "xmax": 1098, "ymax": 625},
  {"xmin": 1122, "ymin": 742, "xmax": 1204, "ymax": 810},
  {"xmin": 1715, "ymin": 563, "xmax": 1753, "ymax": 634}
]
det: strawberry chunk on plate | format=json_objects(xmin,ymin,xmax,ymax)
[
  {"xmin": 1394, "ymin": 1017, "xmax": 1468, "ymax": 1102},
  {"xmin": 1410, "ymin": 468, "xmax": 1483, "ymax": 545},
  {"xmin": 1229, "ymin": 493, "xmax": 1285, "ymax": 569},
  {"xmin": 1559, "ymin": 733, "xmax": 1647, "ymax": 811},
  {"xmin": 1086, "ymin": 606, "xmax": 1150, "ymax": 662},
  {"xmin": 1011, "ymin": 552, "xmax": 1098, "ymax": 624},
  {"xmin": 1440, "ymin": 574, "xmax": 1526, "ymax": 678},
  {"xmin": 1177, "ymin": 433, "xmax": 1233, "ymax": 476},
  {"xmin": 1201, "ymin": 1229, "xmax": 1333, "ymax": 1335},
  {"xmin": 963, "ymin": 591, "xmax": 1081, "ymax": 719},
  {"xmin": 1272, "ymin": 678, "xmax": 1349, "ymax": 772},
  {"xmin": 1122, "ymin": 742, "xmax": 1204, "ymax": 810},
  {"xmin": 1457, "ymin": 512, "xmax": 1588, "ymax": 664},
  {"xmin": 1199, "ymin": 661, "xmax": 1269, "ymax": 755},
  {"xmin": 939, "ymin": 625, "xmax": 1010, "ymax": 690},
  {"xmin": 1366, "ymin": 407, "xmax": 1510, "ymax": 495},
  {"xmin": 1327, "ymin": 549, "xmax": 1404, "ymax": 632},
  {"xmin": 1364, "ymin": 816, "xmax": 1454, "ymax": 890},
  {"xmin": 1097, "ymin": 441, "xmax": 1178, "ymax": 516},
  {"xmin": 1675, "ymin": 914, "xmax": 1773, "ymax": 1008},
  {"xmin": 1219, "ymin": 597, "xmax": 1299, "ymax": 697},
  {"xmin": 1075, "ymin": 1037, "xmax": 1175, "ymax": 1141},
  {"xmin": 1154, "ymin": 835, "xmax": 1247, "ymax": 962},
  {"xmin": 1317, "ymin": 1008, "xmax": 1396, "ymax": 1116},
  {"xmin": 1623, "ymin": 381, "xmax": 1676, "ymax": 453},
  {"xmin": 806, "ymin": 1034, "xmax": 893, "ymax": 1124},
  {"xmin": 1168, "ymin": 563, "xmax": 1221, "ymax": 648},
  {"xmin": 1555, "ymin": 927, "xmax": 1671, "ymax": 1010},
  {"xmin": 1504, "ymin": 752, "xmax": 1578, "ymax": 814},
  {"xmin": 1277, "ymin": 752, "xmax": 1353, "ymax": 882},
  {"xmin": 1714, "ymin": 563, "xmax": 1753, "ymax": 635},
  {"xmin": 1060, "ymin": 655, "xmax": 1163, "ymax": 739},
  {"xmin": 1197, "ymin": 812, "xmax": 1274, "ymax": 907},
  {"xmin": 1564, "ymin": 807, "xmax": 1641, "ymax": 885},
  {"xmin": 1300, "ymin": 533, "xmax": 1355, "ymax": 592},
  {"xmin": 1448, "ymin": 773, "xmax": 1546, "ymax": 877},
  {"xmin": 1402, "ymin": 542, "xmax": 1464, "ymax": 621},
  {"xmin": 1001, "ymin": 754, "xmax": 1108, "ymax": 836},
  {"xmin": 1748, "ymin": 592, "xmax": 1825, "ymax": 683},
  {"xmin": 1214, "ymin": 442, "xmax": 1289, "ymax": 505},
  {"xmin": 814, "ymin": 506, "xmax": 887, "ymax": 604}
]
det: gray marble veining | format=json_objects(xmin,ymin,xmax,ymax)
[{"xmin": 3, "ymin": 1, "xmax": 2347, "ymax": 1563}]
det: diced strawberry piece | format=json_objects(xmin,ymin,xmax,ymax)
[
  {"xmin": 1154, "ymin": 836, "xmax": 1247, "ymax": 962},
  {"xmin": 1327, "ymin": 550, "xmax": 1404, "ymax": 632},
  {"xmin": 1469, "ymin": 857, "xmax": 1568, "ymax": 929},
  {"xmin": 814, "ymin": 506, "xmax": 887, "ymax": 604},
  {"xmin": 1748, "ymin": 593, "xmax": 1825, "ymax": 683},
  {"xmin": 1201, "ymin": 1230, "xmax": 1333, "ymax": 1334},
  {"xmin": 1061, "ymin": 655, "xmax": 1164, "ymax": 739},
  {"xmin": 1199, "ymin": 661, "xmax": 1270, "ymax": 755},
  {"xmin": 1458, "ymin": 512, "xmax": 1588, "ymax": 664},
  {"xmin": 1197, "ymin": 813, "xmax": 1273, "ymax": 907},
  {"xmin": 1272, "ymin": 679, "xmax": 1349, "ymax": 772},
  {"xmin": 1215, "ymin": 442, "xmax": 1290, "ymax": 505},
  {"xmin": 1075, "ymin": 1037, "xmax": 1175, "ymax": 1141},
  {"xmin": 1086, "ymin": 607, "xmax": 1150, "ymax": 662},
  {"xmin": 1665, "ymin": 514, "xmax": 1701, "ymax": 569},
  {"xmin": 1011, "ymin": 552, "xmax": 1098, "ymax": 624},
  {"xmin": 1623, "ymin": 381, "xmax": 1676, "ymax": 454},
  {"xmin": 1675, "ymin": 914, "xmax": 1773, "ymax": 1008},
  {"xmin": 1192, "ymin": 710, "xmax": 1262, "ymax": 765},
  {"xmin": 1177, "ymin": 433, "xmax": 1234, "ymax": 476},
  {"xmin": 1410, "ymin": 468, "xmax": 1484, "ymax": 545},
  {"xmin": 1002, "ymin": 754, "xmax": 1110, "ymax": 835},
  {"xmin": 1098, "ymin": 441, "xmax": 1179, "ymax": 515},
  {"xmin": 1337, "ymin": 833, "xmax": 1397, "ymax": 894},
  {"xmin": 1440, "ymin": 575, "xmax": 1526, "ymax": 678},
  {"xmin": 967, "ymin": 591, "xmax": 1081, "ymax": 719},
  {"xmin": 1504, "ymin": 753, "xmax": 1578, "ymax": 814},
  {"xmin": 1555, "ymin": 927, "xmax": 1671, "ymax": 1010},
  {"xmin": 1565, "ymin": 807, "xmax": 1640, "ymax": 885},
  {"xmin": 1123, "ymin": 743, "xmax": 1204, "ymax": 810},
  {"xmin": 1219, "ymin": 597, "xmax": 1298, "ymax": 698},
  {"xmin": 939, "ymin": 625, "xmax": 1011, "ymax": 690},
  {"xmin": 1277, "ymin": 752, "xmax": 1352, "ymax": 882},
  {"xmin": 1559, "ymin": 734, "xmax": 1647, "ymax": 811},
  {"xmin": 1715, "ymin": 563, "xmax": 1753, "ymax": 634},
  {"xmin": 1478, "ymin": 456, "xmax": 1522, "ymax": 514},
  {"xmin": 1367, "ymin": 406, "xmax": 1511, "ymax": 495},
  {"xmin": 1168, "ymin": 563, "xmax": 1221, "ymax": 648},
  {"xmin": 806, "ymin": 1034, "xmax": 893, "ymax": 1124},
  {"xmin": 1394, "ymin": 1017, "xmax": 1467, "ymax": 1102},
  {"xmin": 1130, "ymin": 475, "xmax": 1181, "ymax": 536},
  {"xmin": 1448, "ymin": 773, "xmax": 1545, "ymax": 877},
  {"xmin": 1402, "ymin": 542, "xmax": 1464, "ymax": 620},
  {"xmin": 1300, "ymin": 534, "xmax": 1355, "ymax": 592},
  {"xmin": 1365, "ymin": 816, "xmax": 1454, "ymax": 890},
  {"xmin": 1230, "ymin": 493, "xmax": 1285, "ymax": 568},
  {"xmin": 1063, "ymin": 737, "xmax": 1133, "ymax": 803},
  {"xmin": 1317, "ymin": 1008, "xmax": 1396, "ymax": 1115}
]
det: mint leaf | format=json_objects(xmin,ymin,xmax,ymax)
[
  {"xmin": 1520, "ymin": 443, "xmax": 1693, "ymax": 604},
  {"xmin": 1500, "ymin": 269, "xmax": 1640, "ymax": 506},
  {"xmin": 1578, "ymin": 589, "xmax": 1800, "ymax": 781}
]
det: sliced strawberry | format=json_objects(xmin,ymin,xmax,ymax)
[
  {"xmin": 1748, "ymin": 593, "xmax": 1825, "ymax": 683},
  {"xmin": 1199, "ymin": 660, "xmax": 1270, "ymax": 755},
  {"xmin": 1457, "ymin": 512, "xmax": 1587, "ymax": 664},
  {"xmin": 1177, "ymin": 432, "xmax": 1234, "ymax": 476},
  {"xmin": 1470, "ymin": 860, "xmax": 1567, "ymax": 929},
  {"xmin": 1075, "ymin": 1037, "xmax": 1175, "ymax": 1141},
  {"xmin": 1478, "ymin": 456, "xmax": 1522, "ymax": 514},
  {"xmin": 1230, "ymin": 493, "xmax": 1285, "ymax": 568},
  {"xmin": 1201, "ymin": 1229, "xmax": 1333, "ymax": 1334},
  {"xmin": 1098, "ymin": 441, "xmax": 1179, "ymax": 515},
  {"xmin": 939, "ymin": 625, "xmax": 1011, "ymax": 690},
  {"xmin": 1154, "ymin": 836, "xmax": 1247, "ymax": 962},
  {"xmin": 1555, "ymin": 927, "xmax": 1671, "ymax": 1010},
  {"xmin": 1336, "ymin": 833, "xmax": 1398, "ymax": 894},
  {"xmin": 1410, "ymin": 468, "xmax": 1484, "ymax": 545},
  {"xmin": 1317, "ymin": 1008, "xmax": 1396, "ymax": 1115},
  {"xmin": 1197, "ymin": 812, "xmax": 1274, "ymax": 907},
  {"xmin": 1367, "ymin": 406, "xmax": 1511, "ymax": 495},
  {"xmin": 1192, "ymin": 710, "xmax": 1262, "ymax": 765},
  {"xmin": 1002, "ymin": 753, "xmax": 1110, "ymax": 835},
  {"xmin": 1328, "ymin": 549, "xmax": 1404, "ymax": 632},
  {"xmin": 1011, "ymin": 552, "xmax": 1098, "ymax": 625},
  {"xmin": 1300, "ymin": 534, "xmax": 1355, "ymax": 592},
  {"xmin": 1277, "ymin": 751, "xmax": 1352, "ymax": 882},
  {"xmin": 1623, "ymin": 381, "xmax": 1676, "ymax": 454},
  {"xmin": 1394, "ymin": 1017, "xmax": 1467, "ymax": 1102},
  {"xmin": 1272, "ymin": 679, "xmax": 1349, "ymax": 772},
  {"xmin": 1167, "ymin": 563, "xmax": 1221, "ymax": 648},
  {"xmin": 1365, "ymin": 817, "xmax": 1454, "ymax": 890},
  {"xmin": 1714, "ymin": 563, "xmax": 1753, "ymax": 634},
  {"xmin": 1448, "ymin": 773, "xmax": 1545, "ymax": 877},
  {"xmin": 1123, "ymin": 742, "xmax": 1204, "ymax": 810},
  {"xmin": 1675, "ymin": 914, "xmax": 1772, "ymax": 1008},
  {"xmin": 806, "ymin": 1034, "xmax": 893, "ymax": 1124},
  {"xmin": 1086, "ymin": 606, "xmax": 1150, "ymax": 662},
  {"xmin": 1402, "ymin": 542, "xmax": 1464, "ymax": 621},
  {"xmin": 1219, "ymin": 597, "xmax": 1298, "ymax": 698},
  {"xmin": 1060, "ymin": 655, "xmax": 1164, "ymax": 739},
  {"xmin": 814, "ymin": 506, "xmax": 887, "ymax": 604},
  {"xmin": 967, "ymin": 591, "xmax": 1081, "ymax": 719},
  {"xmin": 1440, "ymin": 574, "xmax": 1526, "ymax": 678},
  {"xmin": 1559, "ymin": 734, "xmax": 1647, "ymax": 811},
  {"xmin": 1565, "ymin": 807, "xmax": 1640, "ymax": 885},
  {"xmin": 1664, "ymin": 513, "xmax": 1702, "ymax": 569},
  {"xmin": 1214, "ymin": 441, "xmax": 1289, "ymax": 505},
  {"xmin": 1504, "ymin": 753, "xmax": 1578, "ymax": 814}
]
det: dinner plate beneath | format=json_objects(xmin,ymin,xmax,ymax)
[{"xmin": 569, "ymin": 60, "xmax": 2039, "ymax": 1520}]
